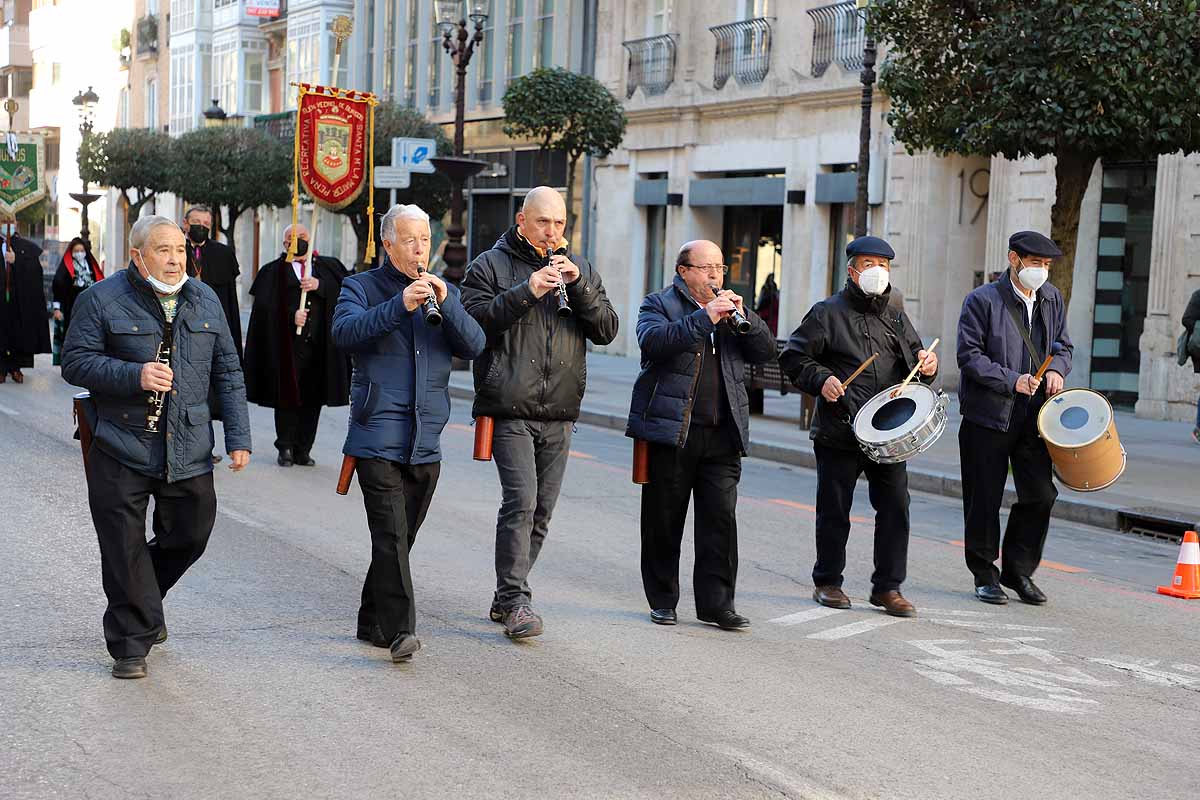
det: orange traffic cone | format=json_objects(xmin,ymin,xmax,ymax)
[{"xmin": 1157, "ymin": 530, "xmax": 1200, "ymax": 599}]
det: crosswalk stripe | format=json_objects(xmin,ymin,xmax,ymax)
[
  {"xmin": 767, "ymin": 607, "xmax": 846, "ymax": 626},
  {"xmin": 806, "ymin": 617, "xmax": 903, "ymax": 640}
]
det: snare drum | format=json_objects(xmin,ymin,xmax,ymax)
[
  {"xmin": 1037, "ymin": 388, "xmax": 1125, "ymax": 492},
  {"xmin": 853, "ymin": 383, "xmax": 950, "ymax": 464}
]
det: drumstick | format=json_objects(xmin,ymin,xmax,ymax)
[
  {"xmin": 1034, "ymin": 343, "xmax": 1063, "ymax": 381},
  {"xmin": 891, "ymin": 337, "xmax": 940, "ymax": 398},
  {"xmin": 840, "ymin": 353, "xmax": 878, "ymax": 391}
]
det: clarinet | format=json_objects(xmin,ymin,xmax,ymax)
[
  {"xmin": 709, "ymin": 284, "xmax": 752, "ymax": 334},
  {"xmin": 417, "ymin": 266, "xmax": 442, "ymax": 326},
  {"xmin": 549, "ymin": 245, "xmax": 572, "ymax": 318},
  {"xmin": 145, "ymin": 320, "xmax": 173, "ymax": 433}
]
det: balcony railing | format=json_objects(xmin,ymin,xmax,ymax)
[
  {"xmin": 136, "ymin": 14, "xmax": 158, "ymax": 58},
  {"xmin": 622, "ymin": 34, "xmax": 677, "ymax": 99},
  {"xmin": 808, "ymin": 1, "xmax": 866, "ymax": 78},
  {"xmin": 709, "ymin": 18, "xmax": 772, "ymax": 90},
  {"xmin": 253, "ymin": 110, "xmax": 295, "ymax": 142}
]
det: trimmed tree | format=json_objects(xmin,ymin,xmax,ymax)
[
  {"xmin": 78, "ymin": 127, "xmax": 173, "ymax": 233},
  {"xmin": 872, "ymin": 0, "xmax": 1200, "ymax": 306},
  {"xmin": 167, "ymin": 126, "xmax": 292, "ymax": 255},
  {"xmin": 335, "ymin": 103, "xmax": 451, "ymax": 270},
  {"xmin": 502, "ymin": 67, "xmax": 627, "ymax": 240}
]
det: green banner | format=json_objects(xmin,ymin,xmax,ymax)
[{"xmin": 0, "ymin": 135, "xmax": 46, "ymax": 217}]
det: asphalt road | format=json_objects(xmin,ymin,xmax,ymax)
[{"xmin": 2, "ymin": 357, "xmax": 1197, "ymax": 800}]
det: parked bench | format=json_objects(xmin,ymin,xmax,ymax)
[{"xmin": 745, "ymin": 339, "xmax": 816, "ymax": 430}]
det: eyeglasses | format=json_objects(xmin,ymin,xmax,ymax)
[{"xmin": 684, "ymin": 264, "xmax": 729, "ymax": 275}]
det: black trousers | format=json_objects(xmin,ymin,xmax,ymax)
[
  {"xmin": 640, "ymin": 423, "xmax": 742, "ymax": 614},
  {"xmin": 960, "ymin": 411, "xmax": 1057, "ymax": 586},
  {"xmin": 274, "ymin": 407, "xmax": 321, "ymax": 456},
  {"xmin": 813, "ymin": 443, "xmax": 910, "ymax": 593},
  {"xmin": 355, "ymin": 458, "xmax": 440, "ymax": 641},
  {"xmin": 86, "ymin": 447, "xmax": 217, "ymax": 659}
]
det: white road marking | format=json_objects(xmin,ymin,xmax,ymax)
[
  {"xmin": 720, "ymin": 749, "xmax": 857, "ymax": 800},
  {"xmin": 767, "ymin": 607, "xmax": 846, "ymax": 626},
  {"xmin": 220, "ymin": 507, "xmax": 267, "ymax": 531},
  {"xmin": 961, "ymin": 686, "xmax": 1099, "ymax": 714},
  {"xmin": 927, "ymin": 618, "xmax": 1062, "ymax": 632},
  {"xmin": 807, "ymin": 617, "xmax": 903, "ymax": 640},
  {"xmin": 913, "ymin": 667, "xmax": 972, "ymax": 686},
  {"xmin": 917, "ymin": 608, "xmax": 994, "ymax": 617},
  {"xmin": 1089, "ymin": 658, "xmax": 1200, "ymax": 688},
  {"xmin": 0, "ymin": 402, "xmax": 19, "ymax": 416}
]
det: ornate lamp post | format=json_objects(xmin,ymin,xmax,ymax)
[
  {"xmin": 431, "ymin": 0, "xmax": 490, "ymax": 284},
  {"xmin": 70, "ymin": 86, "xmax": 101, "ymax": 247},
  {"xmin": 853, "ymin": 0, "xmax": 877, "ymax": 238}
]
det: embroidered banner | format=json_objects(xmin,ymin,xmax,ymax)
[
  {"xmin": 0, "ymin": 132, "xmax": 46, "ymax": 217},
  {"xmin": 295, "ymin": 84, "xmax": 376, "ymax": 212}
]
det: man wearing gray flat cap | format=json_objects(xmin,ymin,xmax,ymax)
[{"xmin": 956, "ymin": 230, "xmax": 1074, "ymax": 607}]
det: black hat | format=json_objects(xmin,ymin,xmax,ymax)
[
  {"xmin": 1008, "ymin": 230, "xmax": 1062, "ymax": 258},
  {"xmin": 845, "ymin": 235, "xmax": 895, "ymax": 260}
]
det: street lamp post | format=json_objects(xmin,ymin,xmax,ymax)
[
  {"xmin": 430, "ymin": 0, "xmax": 490, "ymax": 284},
  {"xmin": 70, "ymin": 86, "xmax": 100, "ymax": 247},
  {"xmin": 853, "ymin": 0, "xmax": 877, "ymax": 238}
]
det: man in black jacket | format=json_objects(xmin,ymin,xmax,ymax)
[
  {"xmin": 0, "ymin": 225, "xmax": 49, "ymax": 382},
  {"xmin": 626, "ymin": 240, "xmax": 775, "ymax": 629},
  {"xmin": 1184, "ymin": 287, "xmax": 1200, "ymax": 445},
  {"xmin": 243, "ymin": 224, "xmax": 350, "ymax": 467},
  {"xmin": 779, "ymin": 236, "xmax": 937, "ymax": 618},
  {"xmin": 182, "ymin": 206, "xmax": 243, "ymax": 363},
  {"xmin": 462, "ymin": 186, "xmax": 618, "ymax": 639}
]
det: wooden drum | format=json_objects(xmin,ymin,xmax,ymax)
[{"xmin": 1037, "ymin": 388, "xmax": 1126, "ymax": 492}]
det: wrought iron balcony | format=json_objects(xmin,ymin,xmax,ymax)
[
  {"xmin": 808, "ymin": 1, "xmax": 866, "ymax": 78},
  {"xmin": 709, "ymin": 17, "xmax": 772, "ymax": 90},
  {"xmin": 136, "ymin": 14, "xmax": 158, "ymax": 58},
  {"xmin": 622, "ymin": 34, "xmax": 677, "ymax": 99}
]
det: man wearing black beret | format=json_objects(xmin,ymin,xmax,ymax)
[
  {"xmin": 780, "ymin": 235, "xmax": 938, "ymax": 618},
  {"xmin": 956, "ymin": 230, "xmax": 1074, "ymax": 606}
]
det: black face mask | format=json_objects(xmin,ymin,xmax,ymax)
[
  {"xmin": 188, "ymin": 224, "xmax": 209, "ymax": 243},
  {"xmin": 292, "ymin": 238, "xmax": 310, "ymax": 258}
]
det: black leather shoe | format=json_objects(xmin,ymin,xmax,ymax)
[
  {"xmin": 112, "ymin": 656, "xmax": 147, "ymax": 679},
  {"xmin": 357, "ymin": 624, "xmax": 389, "ymax": 648},
  {"xmin": 154, "ymin": 625, "xmax": 168, "ymax": 645},
  {"xmin": 277, "ymin": 448, "xmax": 294, "ymax": 467},
  {"xmin": 974, "ymin": 584, "xmax": 1009, "ymax": 605},
  {"xmin": 650, "ymin": 608, "xmax": 677, "ymax": 625},
  {"xmin": 697, "ymin": 609, "xmax": 750, "ymax": 630},
  {"xmin": 1001, "ymin": 575, "xmax": 1048, "ymax": 605},
  {"xmin": 390, "ymin": 633, "xmax": 421, "ymax": 663},
  {"xmin": 293, "ymin": 452, "xmax": 316, "ymax": 467}
]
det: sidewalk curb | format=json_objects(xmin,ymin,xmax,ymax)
[{"xmin": 449, "ymin": 383, "xmax": 1127, "ymax": 532}]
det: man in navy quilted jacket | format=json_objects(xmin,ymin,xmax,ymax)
[
  {"xmin": 62, "ymin": 215, "xmax": 251, "ymax": 679},
  {"xmin": 332, "ymin": 204, "xmax": 485, "ymax": 664}
]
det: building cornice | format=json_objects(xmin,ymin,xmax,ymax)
[{"xmin": 624, "ymin": 86, "xmax": 871, "ymax": 126}]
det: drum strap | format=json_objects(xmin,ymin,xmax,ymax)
[{"xmin": 1004, "ymin": 301, "xmax": 1043, "ymax": 370}]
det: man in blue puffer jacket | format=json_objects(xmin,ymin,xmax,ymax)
[
  {"xmin": 626, "ymin": 239, "xmax": 776, "ymax": 630},
  {"xmin": 332, "ymin": 204, "xmax": 485, "ymax": 664},
  {"xmin": 62, "ymin": 215, "xmax": 251, "ymax": 679}
]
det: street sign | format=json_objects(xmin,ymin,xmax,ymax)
[
  {"xmin": 374, "ymin": 166, "xmax": 411, "ymax": 189},
  {"xmin": 391, "ymin": 137, "xmax": 437, "ymax": 174}
]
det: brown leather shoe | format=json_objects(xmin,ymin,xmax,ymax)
[
  {"xmin": 812, "ymin": 585, "xmax": 851, "ymax": 609},
  {"xmin": 9, "ymin": 370, "xmax": 22, "ymax": 384},
  {"xmin": 869, "ymin": 590, "xmax": 916, "ymax": 618}
]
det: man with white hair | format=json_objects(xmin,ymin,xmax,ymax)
[
  {"xmin": 243, "ymin": 223, "xmax": 350, "ymax": 467},
  {"xmin": 62, "ymin": 215, "xmax": 251, "ymax": 679},
  {"xmin": 332, "ymin": 204, "xmax": 485, "ymax": 664}
]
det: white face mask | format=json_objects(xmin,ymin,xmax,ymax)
[
  {"xmin": 854, "ymin": 265, "xmax": 890, "ymax": 296},
  {"xmin": 1017, "ymin": 261, "xmax": 1049, "ymax": 292},
  {"xmin": 138, "ymin": 255, "xmax": 189, "ymax": 295}
]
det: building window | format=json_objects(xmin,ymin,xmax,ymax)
[
  {"xmin": 214, "ymin": 44, "xmax": 237, "ymax": 113},
  {"xmin": 428, "ymin": 14, "xmax": 442, "ymax": 109},
  {"xmin": 741, "ymin": 0, "xmax": 768, "ymax": 18},
  {"xmin": 51, "ymin": 62, "xmax": 61, "ymax": 85},
  {"xmin": 214, "ymin": 0, "xmax": 236, "ymax": 7},
  {"xmin": 146, "ymin": 76, "xmax": 158, "ymax": 130},
  {"xmin": 244, "ymin": 52, "xmax": 265, "ymax": 113},
  {"xmin": 403, "ymin": 0, "xmax": 418, "ymax": 107},
  {"xmin": 364, "ymin": 0, "xmax": 376, "ymax": 91},
  {"xmin": 169, "ymin": 47, "xmax": 195, "ymax": 133},
  {"xmin": 170, "ymin": 0, "xmax": 194, "ymax": 34},
  {"xmin": 533, "ymin": 0, "xmax": 553, "ymax": 68},
  {"xmin": 477, "ymin": 0, "xmax": 495, "ymax": 104},
  {"xmin": 146, "ymin": 0, "xmax": 158, "ymax": 14},
  {"xmin": 382, "ymin": 0, "xmax": 396, "ymax": 99},
  {"xmin": 506, "ymin": 0, "xmax": 524, "ymax": 85},
  {"xmin": 286, "ymin": 21, "xmax": 320, "ymax": 108},
  {"xmin": 649, "ymin": 0, "xmax": 670, "ymax": 35},
  {"xmin": 118, "ymin": 88, "xmax": 130, "ymax": 128}
]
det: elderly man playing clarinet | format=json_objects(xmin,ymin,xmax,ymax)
[{"xmin": 62, "ymin": 215, "xmax": 251, "ymax": 679}]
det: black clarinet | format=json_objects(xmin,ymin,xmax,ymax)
[
  {"xmin": 418, "ymin": 266, "xmax": 442, "ymax": 326},
  {"xmin": 548, "ymin": 244, "xmax": 572, "ymax": 318},
  {"xmin": 145, "ymin": 320, "xmax": 173, "ymax": 433},
  {"xmin": 709, "ymin": 284, "xmax": 752, "ymax": 334}
]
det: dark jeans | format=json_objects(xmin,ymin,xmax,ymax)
[
  {"xmin": 86, "ymin": 447, "xmax": 217, "ymax": 659},
  {"xmin": 813, "ymin": 443, "xmax": 910, "ymax": 593},
  {"xmin": 491, "ymin": 418, "xmax": 573, "ymax": 611},
  {"xmin": 640, "ymin": 423, "xmax": 742, "ymax": 614},
  {"xmin": 960, "ymin": 413, "xmax": 1058, "ymax": 586},
  {"xmin": 274, "ymin": 407, "xmax": 321, "ymax": 456},
  {"xmin": 355, "ymin": 458, "xmax": 440, "ymax": 641}
]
